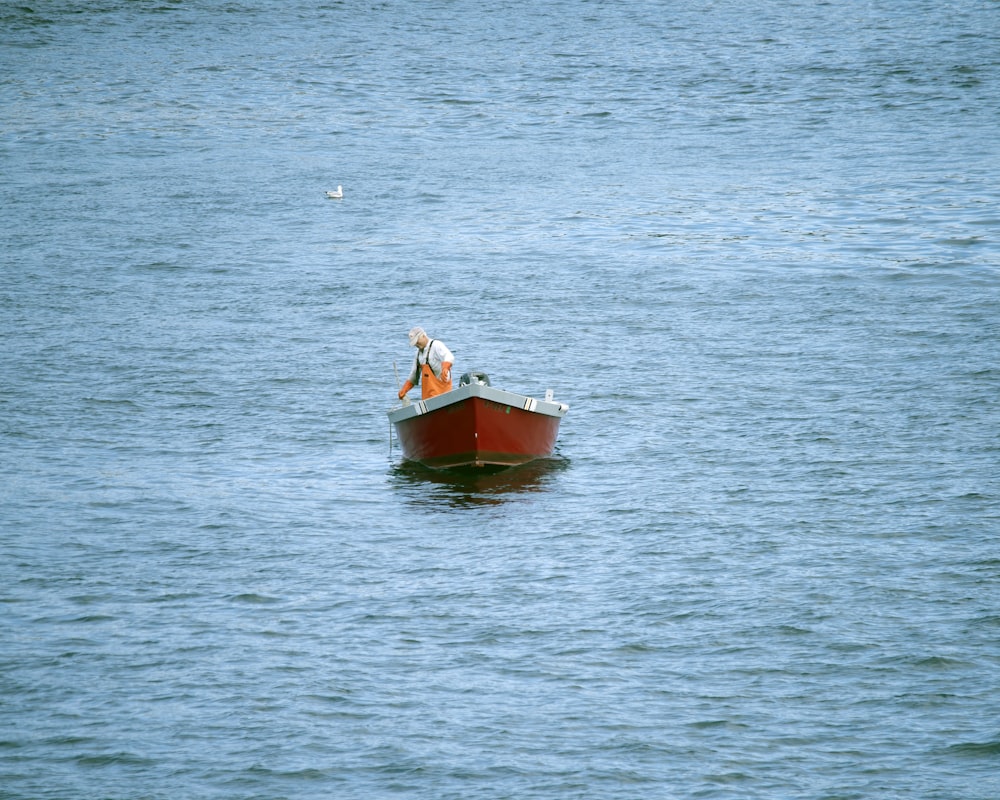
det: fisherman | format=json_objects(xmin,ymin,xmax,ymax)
[{"xmin": 398, "ymin": 327, "xmax": 454, "ymax": 400}]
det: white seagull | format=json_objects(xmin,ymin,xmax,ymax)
[{"xmin": 325, "ymin": 185, "xmax": 343, "ymax": 199}]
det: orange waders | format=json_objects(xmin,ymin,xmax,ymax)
[{"xmin": 420, "ymin": 341, "xmax": 452, "ymax": 399}]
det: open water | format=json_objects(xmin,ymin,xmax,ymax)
[{"xmin": 2, "ymin": 2, "xmax": 1000, "ymax": 798}]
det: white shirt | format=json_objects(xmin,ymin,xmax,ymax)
[{"xmin": 407, "ymin": 339, "xmax": 454, "ymax": 384}]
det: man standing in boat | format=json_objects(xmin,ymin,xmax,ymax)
[{"xmin": 398, "ymin": 327, "xmax": 454, "ymax": 400}]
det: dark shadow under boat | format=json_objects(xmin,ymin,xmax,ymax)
[{"xmin": 388, "ymin": 455, "xmax": 570, "ymax": 507}]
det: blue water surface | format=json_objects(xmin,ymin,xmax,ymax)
[{"xmin": 2, "ymin": 1, "xmax": 999, "ymax": 798}]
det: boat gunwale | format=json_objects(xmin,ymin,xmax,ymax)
[{"xmin": 387, "ymin": 382, "xmax": 567, "ymax": 424}]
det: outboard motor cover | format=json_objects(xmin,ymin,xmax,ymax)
[{"xmin": 459, "ymin": 371, "xmax": 491, "ymax": 387}]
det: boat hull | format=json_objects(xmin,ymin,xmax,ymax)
[{"xmin": 388, "ymin": 383, "xmax": 567, "ymax": 470}]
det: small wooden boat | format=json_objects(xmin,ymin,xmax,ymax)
[{"xmin": 388, "ymin": 373, "xmax": 568, "ymax": 470}]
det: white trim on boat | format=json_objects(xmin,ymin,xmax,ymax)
[{"xmin": 388, "ymin": 382, "xmax": 568, "ymax": 424}]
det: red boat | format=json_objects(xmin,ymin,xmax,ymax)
[{"xmin": 388, "ymin": 373, "xmax": 568, "ymax": 470}]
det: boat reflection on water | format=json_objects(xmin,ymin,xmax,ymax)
[{"xmin": 389, "ymin": 456, "xmax": 570, "ymax": 507}]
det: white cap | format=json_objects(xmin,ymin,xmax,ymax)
[{"xmin": 408, "ymin": 326, "xmax": 426, "ymax": 346}]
